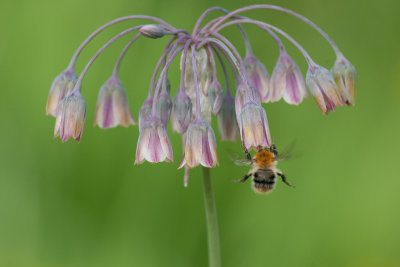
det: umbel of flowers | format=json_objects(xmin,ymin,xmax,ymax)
[{"xmin": 46, "ymin": 5, "xmax": 356, "ymax": 185}]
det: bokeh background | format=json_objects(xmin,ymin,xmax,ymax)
[{"xmin": 1, "ymin": 0, "xmax": 399, "ymax": 266}]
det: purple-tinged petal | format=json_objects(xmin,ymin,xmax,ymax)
[
  {"xmin": 235, "ymin": 81, "xmax": 260, "ymax": 126},
  {"xmin": 135, "ymin": 117, "xmax": 173, "ymax": 164},
  {"xmin": 179, "ymin": 118, "xmax": 218, "ymax": 169},
  {"xmin": 239, "ymin": 103, "xmax": 271, "ymax": 151},
  {"xmin": 208, "ymin": 80, "xmax": 224, "ymax": 115},
  {"xmin": 171, "ymin": 90, "xmax": 192, "ymax": 134},
  {"xmin": 244, "ymin": 53, "xmax": 270, "ymax": 102},
  {"xmin": 94, "ymin": 77, "xmax": 136, "ymax": 129},
  {"xmin": 138, "ymin": 97, "xmax": 153, "ymax": 129},
  {"xmin": 306, "ymin": 65, "xmax": 342, "ymax": 114},
  {"xmin": 270, "ymin": 53, "xmax": 307, "ymax": 105},
  {"xmin": 331, "ymin": 54, "xmax": 357, "ymax": 106},
  {"xmin": 217, "ymin": 94, "xmax": 239, "ymax": 141},
  {"xmin": 54, "ymin": 90, "xmax": 86, "ymax": 143},
  {"xmin": 46, "ymin": 69, "xmax": 77, "ymax": 117}
]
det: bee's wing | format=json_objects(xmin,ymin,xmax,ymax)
[
  {"xmin": 228, "ymin": 152, "xmax": 252, "ymax": 166},
  {"xmin": 276, "ymin": 141, "xmax": 296, "ymax": 162}
]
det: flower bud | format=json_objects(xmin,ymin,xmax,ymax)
[
  {"xmin": 244, "ymin": 52, "xmax": 270, "ymax": 102},
  {"xmin": 306, "ymin": 65, "xmax": 342, "ymax": 114},
  {"xmin": 138, "ymin": 97, "xmax": 153, "ymax": 129},
  {"xmin": 218, "ymin": 94, "xmax": 239, "ymax": 141},
  {"xmin": 171, "ymin": 90, "xmax": 192, "ymax": 134},
  {"xmin": 140, "ymin": 24, "xmax": 167, "ymax": 39},
  {"xmin": 239, "ymin": 103, "xmax": 272, "ymax": 151},
  {"xmin": 156, "ymin": 78, "xmax": 172, "ymax": 126},
  {"xmin": 135, "ymin": 117, "xmax": 173, "ymax": 164},
  {"xmin": 331, "ymin": 54, "xmax": 357, "ymax": 106},
  {"xmin": 46, "ymin": 69, "xmax": 77, "ymax": 117},
  {"xmin": 54, "ymin": 90, "xmax": 86, "ymax": 143},
  {"xmin": 94, "ymin": 77, "xmax": 136, "ymax": 129},
  {"xmin": 179, "ymin": 118, "xmax": 218, "ymax": 168},
  {"xmin": 208, "ymin": 80, "xmax": 223, "ymax": 115},
  {"xmin": 270, "ymin": 52, "xmax": 307, "ymax": 105}
]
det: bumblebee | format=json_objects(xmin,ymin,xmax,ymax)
[{"xmin": 233, "ymin": 144, "xmax": 294, "ymax": 194}]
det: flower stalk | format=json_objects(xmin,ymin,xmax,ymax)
[{"xmin": 202, "ymin": 167, "xmax": 221, "ymax": 267}]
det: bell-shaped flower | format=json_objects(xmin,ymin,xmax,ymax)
[
  {"xmin": 46, "ymin": 69, "xmax": 77, "ymax": 117},
  {"xmin": 94, "ymin": 77, "xmax": 136, "ymax": 129},
  {"xmin": 54, "ymin": 90, "xmax": 86, "ymax": 143},
  {"xmin": 218, "ymin": 93, "xmax": 240, "ymax": 141},
  {"xmin": 138, "ymin": 97, "xmax": 153, "ymax": 129},
  {"xmin": 244, "ymin": 52, "xmax": 270, "ymax": 102},
  {"xmin": 331, "ymin": 54, "xmax": 357, "ymax": 106},
  {"xmin": 239, "ymin": 103, "xmax": 272, "ymax": 151},
  {"xmin": 235, "ymin": 81, "xmax": 260, "ymax": 126},
  {"xmin": 155, "ymin": 76, "xmax": 172, "ymax": 126},
  {"xmin": 135, "ymin": 116, "xmax": 173, "ymax": 164},
  {"xmin": 270, "ymin": 52, "xmax": 308, "ymax": 105},
  {"xmin": 207, "ymin": 79, "xmax": 223, "ymax": 115},
  {"xmin": 179, "ymin": 118, "xmax": 218, "ymax": 168},
  {"xmin": 306, "ymin": 65, "xmax": 342, "ymax": 114},
  {"xmin": 171, "ymin": 90, "xmax": 192, "ymax": 134}
]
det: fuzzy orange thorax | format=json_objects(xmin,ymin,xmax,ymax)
[{"xmin": 254, "ymin": 150, "xmax": 275, "ymax": 168}]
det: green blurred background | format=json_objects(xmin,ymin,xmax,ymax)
[{"xmin": 1, "ymin": 0, "xmax": 399, "ymax": 266}]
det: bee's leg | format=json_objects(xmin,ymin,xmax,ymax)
[
  {"xmin": 270, "ymin": 144, "xmax": 278, "ymax": 157},
  {"xmin": 235, "ymin": 174, "xmax": 251, "ymax": 183},
  {"xmin": 243, "ymin": 147, "xmax": 252, "ymax": 161},
  {"xmin": 277, "ymin": 173, "xmax": 295, "ymax": 188}
]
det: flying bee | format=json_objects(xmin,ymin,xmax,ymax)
[{"xmin": 232, "ymin": 144, "xmax": 295, "ymax": 194}]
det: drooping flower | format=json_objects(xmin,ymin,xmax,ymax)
[
  {"xmin": 306, "ymin": 65, "xmax": 342, "ymax": 114},
  {"xmin": 331, "ymin": 54, "xmax": 357, "ymax": 106},
  {"xmin": 94, "ymin": 76, "xmax": 136, "ymax": 129},
  {"xmin": 244, "ymin": 52, "xmax": 270, "ymax": 102},
  {"xmin": 208, "ymin": 79, "xmax": 223, "ymax": 115},
  {"xmin": 156, "ymin": 92, "xmax": 172, "ymax": 126},
  {"xmin": 218, "ymin": 93, "xmax": 239, "ymax": 141},
  {"xmin": 171, "ymin": 90, "xmax": 192, "ymax": 134},
  {"xmin": 138, "ymin": 97, "xmax": 153, "ymax": 129},
  {"xmin": 270, "ymin": 52, "xmax": 308, "ymax": 104},
  {"xmin": 235, "ymin": 81, "xmax": 260, "ymax": 126},
  {"xmin": 179, "ymin": 118, "xmax": 218, "ymax": 168},
  {"xmin": 46, "ymin": 69, "xmax": 78, "ymax": 117},
  {"xmin": 135, "ymin": 116, "xmax": 173, "ymax": 164},
  {"xmin": 54, "ymin": 90, "xmax": 86, "ymax": 142},
  {"xmin": 239, "ymin": 103, "xmax": 272, "ymax": 151}
]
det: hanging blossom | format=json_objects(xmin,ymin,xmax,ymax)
[{"xmin": 46, "ymin": 5, "xmax": 356, "ymax": 185}]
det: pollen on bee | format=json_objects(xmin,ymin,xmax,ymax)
[{"xmin": 254, "ymin": 150, "xmax": 274, "ymax": 168}]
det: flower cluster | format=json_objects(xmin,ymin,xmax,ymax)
[{"xmin": 46, "ymin": 5, "xmax": 356, "ymax": 184}]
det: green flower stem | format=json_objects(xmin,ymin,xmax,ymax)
[{"xmin": 202, "ymin": 167, "xmax": 221, "ymax": 267}]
